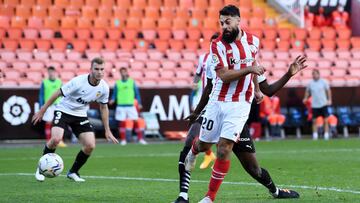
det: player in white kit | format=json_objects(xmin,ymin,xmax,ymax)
[
  {"xmin": 33, "ymin": 57, "xmax": 118, "ymax": 182},
  {"xmin": 184, "ymin": 5, "xmax": 307, "ymax": 202}
]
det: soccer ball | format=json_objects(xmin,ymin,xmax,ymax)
[{"xmin": 38, "ymin": 153, "xmax": 64, "ymax": 178}]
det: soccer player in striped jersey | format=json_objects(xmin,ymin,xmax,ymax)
[{"xmin": 184, "ymin": 5, "xmax": 307, "ymax": 202}]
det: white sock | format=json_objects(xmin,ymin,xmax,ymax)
[
  {"xmin": 313, "ymin": 132, "xmax": 318, "ymax": 140},
  {"xmin": 179, "ymin": 192, "xmax": 188, "ymax": 200},
  {"xmin": 324, "ymin": 132, "xmax": 329, "ymax": 140}
]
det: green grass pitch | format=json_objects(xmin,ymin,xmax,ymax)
[{"xmin": 0, "ymin": 138, "xmax": 360, "ymax": 202}]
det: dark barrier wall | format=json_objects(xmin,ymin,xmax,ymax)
[{"xmin": 1, "ymin": 87, "xmax": 360, "ymax": 139}]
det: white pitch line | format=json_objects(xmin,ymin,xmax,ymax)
[
  {"xmin": 1, "ymin": 148, "xmax": 360, "ymax": 161},
  {"xmin": 0, "ymin": 173, "xmax": 359, "ymax": 195}
]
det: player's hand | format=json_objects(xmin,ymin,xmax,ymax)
[
  {"xmin": 138, "ymin": 104, "xmax": 143, "ymax": 111},
  {"xmin": 105, "ymin": 130, "xmax": 119, "ymax": 144},
  {"xmin": 249, "ymin": 66, "xmax": 265, "ymax": 75},
  {"xmin": 31, "ymin": 109, "xmax": 45, "ymax": 125},
  {"xmin": 327, "ymin": 100, "xmax": 332, "ymax": 105},
  {"xmin": 254, "ymin": 91, "xmax": 264, "ymax": 104},
  {"xmin": 184, "ymin": 112, "xmax": 199, "ymax": 125},
  {"xmin": 288, "ymin": 55, "xmax": 307, "ymax": 76},
  {"xmin": 302, "ymin": 98, "xmax": 307, "ymax": 104},
  {"xmin": 108, "ymin": 100, "xmax": 115, "ymax": 106}
]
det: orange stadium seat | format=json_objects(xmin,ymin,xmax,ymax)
[
  {"xmin": 317, "ymin": 59, "xmax": 332, "ymax": 68},
  {"xmin": 116, "ymin": 0, "xmax": 131, "ymax": 9},
  {"xmin": 82, "ymin": 6, "xmax": 96, "ymax": 19},
  {"xmin": 133, "ymin": 50, "xmax": 148, "ymax": 61},
  {"xmin": 4, "ymin": 0, "xmax": 19, "ymax": 6},
  {"xmin": 2, "ymin": 39, "xmax": 18, "ymax": 51},
  {"xmin": 119, "ymin": 40, "xmax": 135, "ymax": 51},
  {"xmin": 141, "ymin": 18, "xmax": 157, "ymax": 30},
  {"xmin": 253, "ymin": 7, "xmax": 266, "ymax": 19},
  {"xmin": 337, "ymin": 28, "xmax": 351, "ymax": 40},
  {"xmin": 51, "ymin": 39, "xmax": 67, "ymax": 51},
  {"xmin": 334, "ymin": 59, "xmax": 349, "ymax": 69},
  {"xmin": 176, "ymin": 7, "xmax": 190, "ymax": 19},
  {"xmin": 17, "ymin": 51, "xmax": 33, "ymax": 61},
  {"xmin": 104, "ymin": 40, "xmax": 119, "ymax": 51},
  {"xmin": 182, "ymin": 51, "xmax": 197, "ymax": 60},
  {"xmin": 66, "ymin": 50, "xmax": 82, "ymax": 60},
  {"xmin": 61, "ymin": 71, "xmax": 76, "ymax": 81},
  {"xmin": 184, "ymin": 40, "xmax": 199, "ymax": 51},
  {"xmin": 262, "ymin": 39, "xmax": 276, "ymax": 51},
  {"xmin": 26, "ymin": 70, "xmax": 43, "ymax": 80},
  {"xmin": 157, "ymin": 29, "xmax": 171, "ymax": 40},
  {"xmin": 167, "ymin": 50, "xmax": 182, "ymax": 61},
  {"xmin": 179, "ymin": 0, "xmax": 193, "ymax": 9},
  {"xmin": 322, "ymin": 39, "xmax": 336, "ymax": 51},
  {"xmin": 11, "ymin": 17, "xmax": 26, "ymax": 28},
  {"xmin": 61, "ymin": 17, "xmax": 77, "ymax": 29},
  {"xmin": 35, "ymin": 39, "xmax": 51, "ymax": 51},
  {"xmin": 32, "ymin": 6, "xmax": 47, "ymax": 18},
  {"xmin": 0, "ymin": 5, "xmax": 15, "ymax": 17},
  {"xmin": 0, "ymin": 28, "xmax": 5, "ymax": 38},
  {"xmin": 158, "ymin": 18, "xmax": 172, "ymax": 29},
  {"xmin": 12, "ymin": 61, "xmax": 28, "ymax": 71},
  {"xmin": 337, "ymin": 50, "xmax": 351, "ymax": 59},
  {"xmin": 16, "ymin": 5, "xmax": 32, "ymax": 18},
  {"xmin": 192, "ymin": 8, "xmax": 206, "ymax": 20},
  {"xmin": 133, "ymin": 0, "xmax": 147, "ymax": 9},
  {"xmin": 146, "ymin": 60, "xmax": 161, "ymax": 70},
  {"xmin": 164, "ymin": 0, "xmax": 178, "ymax": 7},
  {"xmin": 130, "ymin": 61, "xmax": 145, "ymax": 70},
  {"xmin": 173, "ymin": 17, "xmax": 188, "ymax": 30},
  {"xmin": 75, "ymin": 28, "xmax": 91, "ymax": 39},
  {"xmin": 88, "ymin": 40, "xmax": 103, "ymax": 51},
  {"xmin": 305, "ymin": 60, "xmax": 317, "ymax": 68},
  {"xmin": 263, "ymin": 28, "xmax": 277, "ymax": 40},
  {"xmin": 72, "ymin": 40, "xmax": 87, "ymax": 52},
  {"xmin": 206, "ymin": 7, "xmax": 218, "ymax": 19},
  {"xmin": 189, "ymin": 18, "xmax": 203, "ymax": 29},
  {"xmin": 161, "ymin": 60, "xmax": 177, "ymax": 69},
  {"xmin": 123, "ymin": 29, "xmax": 138, "ymax": 40},
  {"xmin": 134, "ymin": 40, "xmax": 149, "ymax": 50},
  {"xmin": 321, "ymin": 50, "xmax": 336, "ymax": 60},
  {"xmin": 7, "ymin": 28, "xmax": 22, "ymax": 40},
  {"xmin": 309, "ymin": 27, "xmax": 321, "ymax": 40},
  {"xmin": 173, "ymin": 29, "xmax": 187, "ymax": 40},
  {"xmin": 187, "ymin": 28, "xmax": 202, "ymax": 40},
  {"xmin": 62, "ymin": 61, "xmax": 78, "ymax": 70},
  {"xmin": 249, "ymin": 28, "xmax": 263, "ymax": 39},
  {"xmin": 106, "ymin": 28, "xmax": 120, "ymax": 40},
  {"xmin": 144, "ymin": 70, "xmax": 159, "ymax": 78},
  {"xmin": 129, "ymin": 7, "xmax": 143, "ymax": 18},
  {"xmin": 94, "ymin": 18, "xmax": 109, "ymax": 29},
  {"xmin": 161, "ymin": 7, "xmax": 176, "ymax": 19},
  {"xmin": 21, "ymin": 0, "xmax": 36, "ymax": 6},
  {"xmin": 44, "ymin": 17, "xmax": 60, "ymax": 29},
  {"xmin": 153, "ymin": 40, "xmax": 169, "ymax": 52},
  {"xmin": 169, "ymin": 40, "xmax": 185, "ymax": 51},
  {"xmin": 60, "ymin": 28, "xmax": 75, "ymax": 40},
  {"xmin": 203, "ymin": 18, "xmax": 218, "ymax": 30},
  {"xmin": 292, "ymin": 28, "xmax": 307, "ymax": 40},
  {"xmin": 5, "ymin": 70, "xmax": 21, "ymax": 80},
  {"xmin": 322, "ymin": 27, "xmax": 336, "ymax": 40},
  {"xmin": 37, "ymin": 0, "xmax": 52, "ymax": 7},
  {"xmin": 125, "ymin": 18, "xmax": 141, "ymax": 30},
  {"xmin": 48, "ymin": 6, "xmax": 64, "ymax": 19},
  {"xmin": 307, "ymin": 39, "xmax": 321, "ymax": 51},
  {"xmin": 0, "ymin": 51, "xmax": 16, "ymax": 61},
  {"xmin": 249, "ymin": 18, "xmax": 264, "ymax": 29},
  {"xmin": 86, "ymin": 0, "xmax": 100, "ymax": 7},
  {"xmin": 50, "ymin": 51, "xmax": 66, "ymax": 61},
  {"xmin": 28, "ymin": 17, "xmax": 44, "ymax": 29},
  {"xmin": 277, "ymin": 40, "xmax": 290, "ymax": 51},
  {"xmin": 351, "ymin": 37, "xmax": 360, "ymax": 50},
  {"xmin": 148, "ymin": 0, "xmax": 162, "ymax": 8},
  {"xmin": 275, "ymin": 51, "xmax": 290, "ymax": 60},
  {"xmin": 101, "ymin": 0, "xmax": 115, "ymax": 7},
  {"xmin": 349, "ymin": 60, "xmax": 360, "ymax": 68},
  {"xmin": 29, "ymin": 61, "xmax": 45, "ymax": 71},
  {"xmin": 145, "ymin": 7, "xmax": 160, "ymax": 19},
  {"xmin": 77, "ymin": 17, "xmax": 92, "ymax": 29},
  {"xmin": 19, "ymin": 40, "xmax": 35, "ymax": 51},
  {"xmin": 148, "ymin": 50, "xmax": 164, "ymax": 60},
  {"xmin": 209, "ymin": 0, "xmax": 223, "ymax": 9},
  {"xmin": 0, "ymin": 16, "xmax": 10, "ymax": 29},
  {"xmin": 98, "ymin": 6, "xmax": 113, "ymax": 19},
  {"xmin": 336, "ymin": 39, "xmax": 351, "ymax": 50},
  {"xmin": 260, "ymin": 50, "xmax": 275, "ymax": 60},
  {"xmin": 55, "ymin": 0, "xmax": 69, "ymax": 7},
  {"xmin": 278, "ymin": 28, "xmax": 291, "ymax": 40}
]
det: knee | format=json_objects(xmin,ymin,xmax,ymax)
[
  {"xmin": 50, "ymin": 136, "xmax": 62, "ymax": 147},
  {"xmin": 83, "ymin": 143, "xmax": 96, "ymax": 154},
  {"xmin": 216, "ymin": 145, "xmax": 232, "ymax": 160}
]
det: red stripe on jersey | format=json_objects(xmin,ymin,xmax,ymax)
[
  {"xmin": 217, "ymin": 41, "xmax": 233, "ymax": 101},
  {"xmin": 211, "ymin": 40, "xmax": 224, "ymax": 70},
  {"xmin": 232, "ymin": 40, "xmax": 247, "ymax": 102},
  {"xmin": 245, "ymin": 33, "xmax": 255, "ymax": 102}
]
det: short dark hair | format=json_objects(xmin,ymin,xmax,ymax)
[
  {"xmin": 120, "ymin": 67, "xmax": 127, "ymax": 72},
  {"xmin": 219, "ymin": 5, "xmax": 240, "ymax": 17},
  {"xmin": 211, "ymin": 32, "xmax": 220, "ymax": 41},
  {"xmin": 47, "ymin": 66, "xmax": 55, "ymax": 71},
  {"xmin": 91, "ymin": 57, "xmax": 104, "ymax": 67},
  {"xmin": 312, "ymin": 69, "xmax": 320, "ymax": 74}
]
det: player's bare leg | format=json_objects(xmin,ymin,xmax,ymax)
[
  {"xmin": 234, "ymin": 151, "xmax": 300, "ymax": 199},
  {"xmin": 35, "ymin": 127, "xmax": 64, "ymax": 182},
  {"xmin": 312, "ymin": 118, "xmax": 318, "ymax": 140},
  {"xmin": 324, "ymin": 116, "xmax": 330, "ymax": 140},
  {"xmin": 67, "ymin": 132, "xmax": 95, "ymax": 182},
  {"xmin": 199, "ymin": 138, "xmax": 233, "ymax": 202}
]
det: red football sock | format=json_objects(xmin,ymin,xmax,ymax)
[
  {"xmin": 45, "ymin": 122, "xmax": 52, "ymax": 141},
  {"xmin": 118, "ymin": 122, "xmax": 126, "ymax": 141},
  {"xmin": 206, "ymin": 159, "xmax": 230, "ymax": 201},
  {"xmin": 205, "ymin": 149, "xmax": 212, "ymax": 156},
  {"xmin": 136, "ymin": 128, "xmax": 144, "ymax": 140}
]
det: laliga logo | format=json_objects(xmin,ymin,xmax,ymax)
[{"xmin": 2, "ymin": 96, "xmax": 31, "ymax": 126}]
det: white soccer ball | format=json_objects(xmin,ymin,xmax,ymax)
[{"xmin": 38, "ymin": 153, "xmax": 64, "ymax": 178}]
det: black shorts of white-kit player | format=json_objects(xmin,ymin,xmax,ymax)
[{"xmin": 52, "ymin": 110, "xmax": 93, "ymax": 137}]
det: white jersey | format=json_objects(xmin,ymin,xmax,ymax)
[
  {"xmin": 56, "ymin": 74, "xmax": 110, "ymax": 117},
  {"xmin": 195, "ymin": 53, "xmax": 211, "ymax": 93},
  {"xmin": 209, "ymin": 31, "xmax": 266, "ymax": 103}
]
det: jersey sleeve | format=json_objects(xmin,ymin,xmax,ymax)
[
  {"xmin": 209, "ymin": 41, "xmax": 228, "ymax": 71},
  {"xmin": 195, "ymin": 54, "xmax": 204, "ymax": 76},
  {"xmin": 60, "ymin": 78, "xmax": 77, "ymax": 97},
  {"xmin": 205, "ymin": 56, "xmax": 214, "ymax": 79},
  {"xmin": 97, "ymin": 84, "xmax": 110, "ymax": 104},
  {"xmin": 323, "ymin": 79, "xmax": 330, "ymax": 90}
]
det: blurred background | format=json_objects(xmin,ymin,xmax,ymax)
[{"xmin": 0, "ymin": 0, "xmax": 359, "ymax": 142}]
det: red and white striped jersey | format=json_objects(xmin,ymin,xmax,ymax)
[
  {"xmin": 209, "ymin": 31, "xmax": 266, "ymax": 103},
  {"xmin": 195, "ymin": 53, "xmax": 211, "ymax": 94}
]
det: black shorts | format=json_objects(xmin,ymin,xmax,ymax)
[
  {"xmin": 232, "ymin": 124, "xmax": 256, "ymax": 153},
  {"xmin": 52, "ymin": 111, "xmax": 94, "ymax": 137},
  {"xmin": 312, "ymin": 106, "xmax": 329, "ymax": 119}
]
